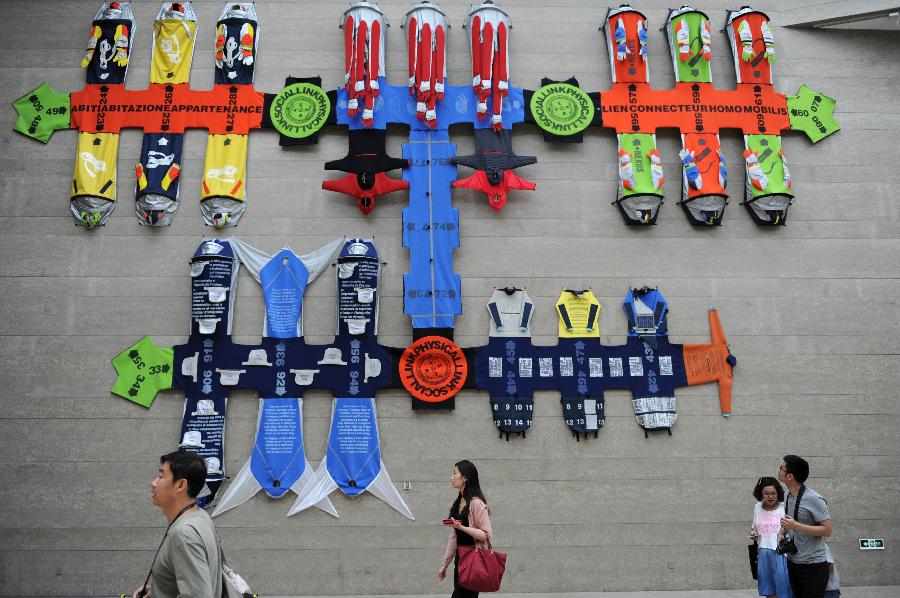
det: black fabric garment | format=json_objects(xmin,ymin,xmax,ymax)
[
  {"xmin": 453, "ymin": 129, "xmax": 536, "ymax": 180},
  {"xmin": 787, "ymin": 560, "xmax": 829, "ymax": 598},
  {"xmin": 450, "ymin": 502, "xmax": 478, "ymax": 598},
  {"xmin": 214, "ymin": 17, "xmax": 259, "ymax": 85},
  {"xmin": 85, "ymin": 19, "xmax": 132, "ymax": 85},
  {"xmin": 325, "ymin": 129, "xmax": 408, "ymax": 174}
]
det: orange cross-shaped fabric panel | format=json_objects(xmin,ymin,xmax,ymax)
[
  {"xmin": 70, "ymin": 83, "xmax": 265, "ymax": 135},
  {"xmin": 601, "ymin": 82, "xmax": 789, "ymax": 135}
]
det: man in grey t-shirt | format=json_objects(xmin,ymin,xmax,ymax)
[
  {"xmin": 778, "ymin": 454, "xmax": 833, "ymax": 598},
  {"xmin": 133, "ymin": 451, "xmax": 222, "ymax": 598}
]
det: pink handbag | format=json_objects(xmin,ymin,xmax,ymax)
[{"xmin": 457, "ymin": 540, "xmax": 508, "ymax": 592}]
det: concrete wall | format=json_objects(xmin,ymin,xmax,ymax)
[{"xmin": 1, "ymin": 0, "xmax": 898, "ymax": 595}]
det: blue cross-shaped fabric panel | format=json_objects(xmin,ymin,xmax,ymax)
[
  {"xmin": 336, "ymin": 79, "xmax": 526, "ymax": 131},
  {"xmin": 249, "ymin": 397, "xmax": 306, "ymax": 498},
  {"xmin": 137, "ymin": 133, "xmax": 183, "ymax": 201},
  {"xmin": 326, "ymin": 397, "xmax": 381, "ymax": 496},
  {"xmin": 402, "ymin": 129, "xmax": 460, "ymax": 329}
]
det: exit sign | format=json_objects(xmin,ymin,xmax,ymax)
[{"xmin": 859, "ymin": 538, "xmax": 885, "ymax": 550}]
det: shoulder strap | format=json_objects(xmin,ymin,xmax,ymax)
[
  {"xmin": 786, "ymin": 486, "xmax": 805, "ymax": 517},
  {"xmin": 793, "ymin": 485, "xmax": 805, "ymax": 520},
  {"xmin": 469, "ymin": 498, "xmax": 493, "ymax": 544}
]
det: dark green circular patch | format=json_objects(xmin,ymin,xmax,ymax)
[
  {"xmin": 270, "ymin": 83, "xmax": 330, "ymax": 138},
  {"xmin": 530, "ymin": 83, "xmax": 593, "ymax": 136}
]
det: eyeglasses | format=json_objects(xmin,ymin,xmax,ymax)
[{"xmin": 762, "ymin": 491, "xmax": 778, "ymax": 497}]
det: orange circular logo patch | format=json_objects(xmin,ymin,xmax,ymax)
[{"xmin": 399, "ymin": 336, "xmax": 467, "ymax": 402}]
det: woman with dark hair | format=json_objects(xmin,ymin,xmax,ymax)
[
  {"xmin": 437, "ymin": 460, "xmax": 493, "ymax": 598},
  {"xmin": 751, "ymin": 476, "xmax": 793, "ymax": 598}
]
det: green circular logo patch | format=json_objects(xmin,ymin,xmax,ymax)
[
  {"xmin": 270, "ymin": 83, "xmax": 330, "ymax": 138},
  {"xmin": 530, "ymin": 83, "xmax": 593, "ymax": 136}
]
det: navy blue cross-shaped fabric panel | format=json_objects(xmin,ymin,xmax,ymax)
[
  {"xmin": 474, "ymin": 337, "xmax": 688, "ymax": 435},
  {"xmin": 475, "ymin": 338, "xmax": 535, "ymax": 435},
  {"xmin": 172, "ymin": 336, "xmax": 394, "ymax": 399}
]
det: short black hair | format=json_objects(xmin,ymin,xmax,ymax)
[
  {"xmin": 783, "ymin": 454, "xmax": 810, "ymax": 484},
  {"xmin": 160, "ymin": 451, "xmax": 207, "ymax": 498},
  {"xmin": 753, "ymin": 476, "xmax": 784, "ymax": 501}
]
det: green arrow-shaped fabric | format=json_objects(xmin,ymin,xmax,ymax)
[
  {"xmin": 787, "ymin": 84, "xmax": 839, "ymax": 143},
  {"xmin": 111, "ymin": 336, "xmax": 174, "ymax": 407},
  {"xmin": 12, "ymin": 82, "xmax": 71, "ymax": 143}
]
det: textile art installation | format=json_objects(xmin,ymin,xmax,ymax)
[
  {"xmin": 112, "ymin": 239, "xmax": 736, "ymax": 515},
  {"xmin": 13, "ymin": 2, "xmax": 838, "ymax": 229},
  {"xmin": 13, "ymin": 1, "xmax": 271, "ymax": 228},
  {"xmin": 75, "ymin": 0, "xmax": 855, "ymax": 514}
]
